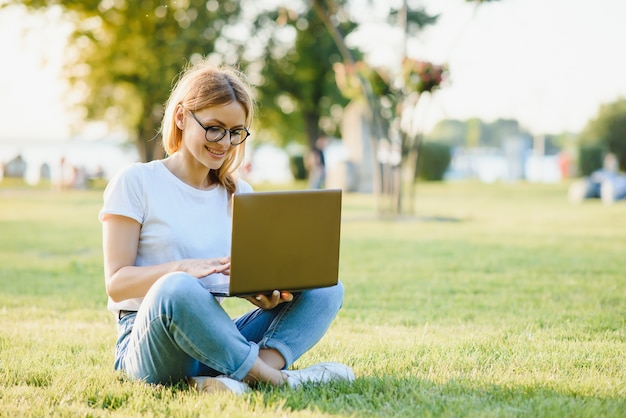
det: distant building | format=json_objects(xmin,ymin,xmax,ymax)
[
  {"xmin": 4, "ymin": 154, "xmax": 27, "ymax": 178},
  {"xmin": 40, "ymin": 163, "xmax": 51, "ymax": 180}
]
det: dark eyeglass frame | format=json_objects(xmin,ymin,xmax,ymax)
[{"xmin": 187, "ymin": 110, "xmax": 250, "ymax": 146}]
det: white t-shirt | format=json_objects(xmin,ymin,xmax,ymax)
[{"xmin": 99, "ymin": 160, "xmax": 253, "ymax": 314}]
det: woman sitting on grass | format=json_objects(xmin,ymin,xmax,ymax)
[{"xmin": 98, "ymin": 59, "xmax": 354, "ymax": 394}]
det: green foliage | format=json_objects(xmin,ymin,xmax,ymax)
[
  {"xmin": 542, "ymin": 132, "xmax": 573, "ymax": 155},
  {"xmin": 247, "ymin": 1, "xmax": 438, "ymax": 150},
  {"xmin": 1, "ymin": 183, "xmax": 625, "ymax": 416},
  {"xmin": 388, "ymin": 5, "xmax": 438, "ymax": 34},
  {"xmin": 425, "ymin": 119, "xmax": 467, "ymax": 146},
  {"xmin": 12, "ymin": 0, "xmax": 242, "ymax": 162},
  {"xmin": 249, "ymin": 6, "xmax": 351, "ymax": 149},
  {"xmin": 578, "ymin": 144, "xmax": 605, "ymax": 176},
  {"xmin": 416, "ymin": 141, "xmax": 452, "ymax": 181},
  {"xmin": 289, "ymin": 154, "xmax": 307, "ymax": 180},
  {"xmin": 426, "ymin": 118, "xmax": 532, "ymax": 149},
  {"xmin": 401, "ymin": 58, "xmax": 447, "ymax": 94},
  {"xmin": 579, "ymin": 97, "xmax": 626, "ymax": 171},
  {"xmin": 466, "ymin": 117, "xmax": 482, "ymax": 148}
]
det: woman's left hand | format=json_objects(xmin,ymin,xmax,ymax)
[{"xmin": 245, "ymin": 290, "xmax": 293, "ymax": 310}]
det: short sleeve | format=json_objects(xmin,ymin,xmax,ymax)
[
  {"xmin": 99, "ymin": 163, "xmax": 145, "ymax": 224},
  {"xmin": 237, "ymin": 178, "xmax": 254, "ymax": 194}
]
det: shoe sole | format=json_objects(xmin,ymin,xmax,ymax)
[{"xmin": 187, "ymin": 377, "xmax": 234, "ymax": 394}]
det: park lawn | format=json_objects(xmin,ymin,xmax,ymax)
[{"xmin": 0, "ymin": 181, "xmax": 624, "ymax": 417}]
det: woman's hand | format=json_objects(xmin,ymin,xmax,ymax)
[
  {"xmin": 245, "ymin": 290, "xmax": 293, "ymax": 310},
  {"xmin": 180, "ymin": 257, "xmax": 231, "ymax": 278}
]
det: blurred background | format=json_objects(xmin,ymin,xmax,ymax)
[{"xmin": 1, "ymin": 0, "xmax": 625, "ymax": 213}]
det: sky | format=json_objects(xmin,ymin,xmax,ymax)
[
  {"xmin": 1, "ymin": 0, "xmax": 626, "ymax": 142},
  {"xmin": 353, "ymin": 0, "xmax": 626, "ymax": 135}
]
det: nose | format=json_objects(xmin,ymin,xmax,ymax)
[{"xmin": 217, "ymin": 131, "xmax": 233, "ymax": 145}]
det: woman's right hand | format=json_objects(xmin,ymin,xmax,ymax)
[{"xmin": 180, "ymin": 257, "xmax": 230, "ymax": 278}]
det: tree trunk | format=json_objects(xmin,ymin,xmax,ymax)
[
  {"xmin": 303, "ymin": 110, "xmax": 321, "ymax": 150},
  {"xmin": 312, "ymin": 0, "xmax": 385, "ymax": 207},
  {"xmin": 136, "ymin": 108, "xmax": 164, "ymax": 162}
]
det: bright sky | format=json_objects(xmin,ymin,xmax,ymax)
[
  {"xmin": 412, "ymin": 0, "xmax": 626, "ymax": 134},
  {"xmin": 0, "ymin": 5, "xmax": 73, "ymax": 141},
  {"xmin": 1, "ymin": 0, "xmax": 625, "ymax": 141}
]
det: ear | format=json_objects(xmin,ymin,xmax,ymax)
[{"xmin": 174, "ymin": 105, "xmax": 185, "ymax": 130}]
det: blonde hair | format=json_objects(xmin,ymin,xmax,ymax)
[{"xmin": 160, "ymin": 60, "xmax": 254, "ymax": 195}]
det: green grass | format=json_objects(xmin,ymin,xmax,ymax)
[{"xmin": 0, "ymin": 181, "xmax": 624, "ymax": 417}]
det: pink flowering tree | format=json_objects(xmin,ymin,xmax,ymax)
[
  {"xmin": 315, "ymin": 0, "xmax": 495, "ymax": 216},
  {"xmin": 334, "ymin": 58, "xmax": 446, "ymax": 215}
]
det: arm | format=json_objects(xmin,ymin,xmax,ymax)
[{"xmin": 102, "ymin": 214, "xmax": 229, "ymax": 302}]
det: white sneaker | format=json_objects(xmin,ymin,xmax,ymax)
[
  {"xmin": 568, "ymin": 180, "xmax": 588, "ymax": 203},
  {"xmin": 601, "ymin": 180, "xmax": 616, "ymax": 205},
  {"xmin": 187, "ymin": 376, "xmax": 250, "ymax": 395},
  {"xmin": 282, "ymin": 362, "xmax": 355, "ymax": 388}
]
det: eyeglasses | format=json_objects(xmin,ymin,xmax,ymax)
[{"xmin": 188, "ymin": 110, "xmax": 250, "ymax": 146}]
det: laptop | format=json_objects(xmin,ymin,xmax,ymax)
[{"xmin": 202, "ymin": 189, "xmax": 342, "ymax": 297}]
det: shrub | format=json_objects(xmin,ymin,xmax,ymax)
[
  {"xmin": 578, "ymin": 145, "xmax": 604, "ymax": 176},
  {"xmin": 289, "ymin": 155, "xmax": 307, "ymax": 180},
  {"xmin": 416, "ymin": 142, "xmax": 452, "ymax": 181}
]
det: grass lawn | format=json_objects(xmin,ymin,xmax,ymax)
[{"xmin": 0, "ymin": 180, "xmax": 624, "ymax": 417}]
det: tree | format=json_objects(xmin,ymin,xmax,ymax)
[
  {"xmin": 314, "ymin": 0, "xmax": 445, "ymax": 215},
  {"xmin": 9, "ymin": 0, "xmax": 242, "ymax": 162},
  {"xmin": 236, "ymin": 0, "xmax": 441, "ymax": 214},
  {"xmin": 427, "ymin": 118, "xmax": 530, "ymax": 149},
  {"xmin": 241, "ymin": 6, "xmax": 352, "ymax": 150},
  {"xmin": 579, "ymin": 97, "xmax": 626, "ymax": 171},
  {"xmin": 236, "ymin": 0, "xmax": 440, "ymax": 213},
  {"xmin": 315, "ymin": 0, "xmax": 502, "ymax": 216},
  {"xmin": 426, "ymin": 119, "xmax": 468, "ymax": 147}
]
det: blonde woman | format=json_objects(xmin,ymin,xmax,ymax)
[{"xmin": 99, "ymin": 60, "xmax": 354, "ymax": 394}]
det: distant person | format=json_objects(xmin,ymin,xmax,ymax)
[
  {"xmin": 99, "ymin": 60, "xmax": 354, "ymax": 394},
  {"xmin": 308, "ymin": 136, "xmax": 328, "ymax": 189},
  {"xmin": 569, "ymin": 153, "xmax": 626, "ymax": 204},
  {"xmin": 73, "ymin": 165, "xmax": 88, "ymax": 189},
  {"xmin": 57, "ymin": 156, "xmax": 75, "ymax": 190}
]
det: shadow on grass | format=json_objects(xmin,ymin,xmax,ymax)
[{"xmin": 257, "ymin": 376, "xmax": 624, "ymax": 417}]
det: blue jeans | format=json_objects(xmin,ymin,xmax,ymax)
[{"xmin": 114, "ymin": 272, "xmax": 344, "ymax": 385}]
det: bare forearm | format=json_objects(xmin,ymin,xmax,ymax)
[{"xmin": 106, "ymin": 260, "xmax": 185, "ymax": 302}]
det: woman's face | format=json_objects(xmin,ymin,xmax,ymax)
[{"xmin": 177, "ymin": 101, "xmax": 247, "ymax": 172}]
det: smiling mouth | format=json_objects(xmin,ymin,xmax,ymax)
[{"xmin": 206, "ymin": 146, "xmax": 226, "ymax": 157}]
